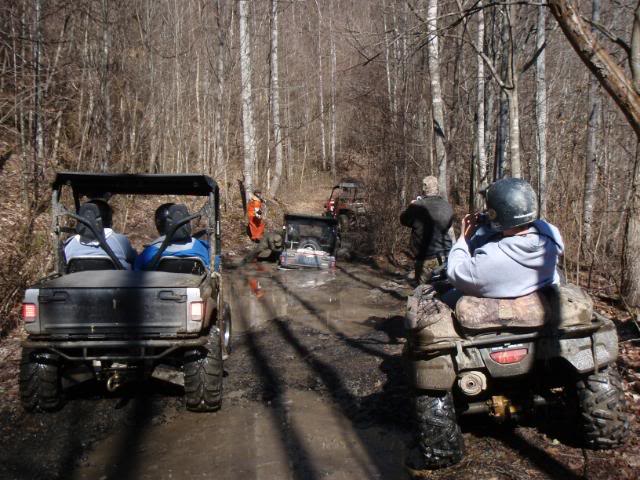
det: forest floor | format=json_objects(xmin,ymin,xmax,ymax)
[{"xmin": 0, "ymin": 174, "xmax": 639, "ymax": 479}]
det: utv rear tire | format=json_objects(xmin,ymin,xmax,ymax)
[
  {"xmin": 184, "ymin": 330, "xmax": 223, "ymax": 412},
  {"xmin": 19, "ymin": 350, "xmax": 63, "ymax": 412},
  {"xmin": 407, "ymin": 390, "xmax": 464, "ymax": 471},
  {"xmin": 577, "ymin": 367, "xmax": 629, "ymax": 449}
]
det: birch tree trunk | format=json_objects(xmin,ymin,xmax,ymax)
[
  {"xmin": 239, "ymin": 0, "xmax": 257, "ymax": 198},
  {"xmin": 582, "ymin": 0, "xmax": 602, "ymax": 249},
  {"xmin": 314, "ymin": 0, "xmax": 327, "ymax": 171},
  {"xmin": 426, "ymin": 0, "xmax": 448, "ymax": 197},
  {"xmin": 476, "ymin": 1, "xmax": 487, "ymax": 208},
  {"xmin": 505, "ymin": 5, "xmax": 521, "ymax": 178},
  {"xmin": 329, "ymin": 0, "xmax": 337, "ymax": 179},
  {"xmin": 269, "ymin": 0, "xmax": 283, "ymax": 196},
  {"xmin": 535, "ymin": 4, "xmax": 548, "ymax": 217},
  {"xmin": 213, "ymin": 0, "xmax": 226, "ymax": 171},
  {"xmin": 495, "ymin": 10, "xmax": 510, "ymax": 180},
  {"xmin": 32, "ymin": 0, "xmax": 44, "ymax": 201}
]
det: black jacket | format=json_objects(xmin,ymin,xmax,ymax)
[{"xmin": 400, "ymin": 196, "xmax": 453, "ymax": 259}]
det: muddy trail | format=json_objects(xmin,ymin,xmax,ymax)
[{"xmin": 1, "ymin": 261, "xmax": 639, "ymax": 480}]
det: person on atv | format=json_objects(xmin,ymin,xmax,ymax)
[
  {"xmin": 134, "ymin": 203, "xmax": 210, "ymax": 270},
  {"xmin": 445, "ymin": 177, "xmax": 564, "ymax": 304},
  {"xmin": 400, "ymin": 175, "xmax": 454, "ymax": 285},
  {"xmin": 64, "ymin": 199, "xmax": 137, "ymax": 269}
]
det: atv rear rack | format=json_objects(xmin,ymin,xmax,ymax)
[{"xmin": 413, "ymin": 315, "xmax": 607, "ymax": 355}]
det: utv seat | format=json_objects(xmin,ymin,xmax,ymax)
[
  {"xmin": 156, "ymin": 257, "xmax": 207, "ymax": 275},
  {"xmin": 151, "ymin": 204, "xmax": 208, "ymax": 275},
  {"xmin": 65, "ymin": 202, "xmax": 120, "ymax": 273},
  {"xmin": 66, "ymin": 256, "xmax": 117, "ymax": 274}
]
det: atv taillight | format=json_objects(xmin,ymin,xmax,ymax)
[
  {"xmin": 490, "ymin": 348, "xmax": 528, "ymax": 364},
  {"xmin": 22, "ymin": 303, "xmax": 37, "ymax": 323},
  {"xmin": 189, "ymin": 301, "xmax": 204, "ymax": 321}
]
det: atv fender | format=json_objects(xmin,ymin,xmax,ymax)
[
  {"xmin": 408, "ymin": 353, "xmax": 457, "ymax": 391},
  {"xmin": 537, "ymin": 319, "xmax": 618, "ymax": 373}
]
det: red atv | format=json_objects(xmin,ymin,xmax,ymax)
[{"xmin": 323, "ymin": 179, "xmax": 367, "ymax": 232}]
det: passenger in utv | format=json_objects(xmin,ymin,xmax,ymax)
[
  {"xmin": 135, "ymin": 203, "xmax": 210, "ymax": 270},
  {"xmin": 446, "ymin": 177, "xmax": 564, "ymax": 302},
  {"xmin": 64, "ymin": 199, "xmax": 137, "ymax": 269}
]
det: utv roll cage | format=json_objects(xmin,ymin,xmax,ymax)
[{"xmin": 51, "ymin": 172, "xmax": 221, "ymax": 274}]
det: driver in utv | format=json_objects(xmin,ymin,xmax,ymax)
[
  {"xmin": 64, "ymin": 199, "xmax": 137, "ymax": 269},
  {"xmin": 135, "ymin": 203, "xmax": 210, "ymax": 270}
]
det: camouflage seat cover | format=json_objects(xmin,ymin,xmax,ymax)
[{"xmin": 455, "ymin": 283, "xmax": 593, "ymax": 331}]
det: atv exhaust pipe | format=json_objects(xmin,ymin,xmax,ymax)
[{"xmin": 106, "ymin": 372, "xmax": 122, "ymax": 392}]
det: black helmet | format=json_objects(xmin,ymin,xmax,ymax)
[
  {"xmin": 154, "ymin": 202, "xmax": 175, "ymax": 235},
  {"xmin": 86, "ymin": 199, "xmax": 112, "ymax": 228},
  {"xmin": 485, "ymin": 178, "xmax": 537, "ymax": 231}
]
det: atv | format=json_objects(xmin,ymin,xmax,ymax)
[
  {"xmin": 323, "ymin": 179, "xmax": 367, "ymax": 232},
  {"xmin": 404, "ymin": 266, "xmax": 629, "ymax": 471}
]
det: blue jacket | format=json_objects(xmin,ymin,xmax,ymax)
[{"xmin": 135, "ymin": 236, "xmax": 210, "ymax": 270}]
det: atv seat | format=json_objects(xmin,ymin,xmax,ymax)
[
  {"xmin": 156, "ymin": 257, "xmax": 207, "ymax": 275},
  {"xmin": 66, "ymin": 256, "xmax": 117, "ymax": 274},
  {"xmin": 455, "ymin": 284, "xmax": 593, "ymax": 332}
]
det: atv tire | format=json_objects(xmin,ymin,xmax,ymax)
[
  {"xmin": 577, "ymin": 367, "xmax": 629, "ymax": 449},
  {"xmin": 338, "ymin": 214, "xmax": 350, "ymax": 232},
  {"xmin": 184, "ymin": 329, "xmax": 223, "ymax": 412},
  {"xmin": 408, "ymin": 390, "xmax": 464, "ymax": 471},
  {"xmin": 19, "ymin": 350, "xmax": 63, "ymax": 412}
]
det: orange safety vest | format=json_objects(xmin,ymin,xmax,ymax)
[{"xmin": 247, "ymin": 197, "xmax": 265, "ymax": 241}]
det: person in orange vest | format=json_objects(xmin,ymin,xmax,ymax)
[{"xmin": 247, "ymin": 190, "xmax": 265, "ymax": 242}]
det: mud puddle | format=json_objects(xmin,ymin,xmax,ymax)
[
  {"xmin": 74, "ymin": 389, "xmax": 408, "ymax": 480},
  {"xmin": 226, "ymin": 262, "xmax": 410, "ymax": 337}
]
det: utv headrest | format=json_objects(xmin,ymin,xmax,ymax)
[
  {"xmin": 76, "ymin": 203, "xmax": 104, "ymax": 243},
  {"xmin": 166, "ymin": 204, "xmax": 192, "ymax": 242}
]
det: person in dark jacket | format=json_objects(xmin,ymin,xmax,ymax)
[{"xmin": 400, "ymin": 176, "xmax": 454, "ymax": 284}]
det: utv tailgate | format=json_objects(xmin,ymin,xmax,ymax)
[{"xmin": 31, "ymin": 271, "xmax": 204, "ymax": 337}]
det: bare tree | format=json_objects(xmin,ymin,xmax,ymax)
[
  {"xmin": 476, "ymin": 0, "xmax": 487, "ymax": 208},
  {"xmin": 535, "ymin": 3, "xmax": 548, "ymax": 217},
  {"xmin": 269, "ymin": 0, "xmax": 283, "ymax": 196},
  {"xmin": 426, "ymin": 0, "xmax": 448, "ymax": 197},
  {"xmin": 582, "ymin": 0, "xmax": 602, "ymax": 255},
  {"xmin": 313, "ymin": 0, "xmax": 327, "ymax": 172},
  {"xmin": 549, "ymin": 0, "xmax": 640, "ymax": 305},
  {"xmin": 239, "ymin": 0, "xmax": 257, "ymax": 198}
]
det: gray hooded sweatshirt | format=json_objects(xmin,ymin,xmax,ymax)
[{"xmin": 446, "ymin": 220, "xmax": 564, "ymax": 298}]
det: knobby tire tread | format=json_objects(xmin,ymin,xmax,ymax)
[
  {"xmin": 184, "ymin": 330, "xmax": 223, "ymax": 412},
  {"xmin": 19, "ymin": 351, "xmax": 63, "ymax": 412},
  {"xmin": 411, "ymin": 390, "xmax": 464, "ymax": 470},
  {"xmin": 577, "ymin": 367, "xmax": 629, "ymax": 449}
]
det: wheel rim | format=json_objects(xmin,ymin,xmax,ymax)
[{"xmin": 223, "ymin": 306, "xmax": 232, "ymax": 351}]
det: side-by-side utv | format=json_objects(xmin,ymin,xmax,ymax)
[{"xmin": 19, "ymin": 172, "xmax": 231, "ymax": 412}]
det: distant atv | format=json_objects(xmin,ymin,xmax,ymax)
[
  {"xmin": 404, "ymin": 267, "xmax": 629, "ymax": 470},
  {"xmin": 19, "ymin": 172, "xmax": 231, "ymax": 413},
  {"xmin": 323, "ymin": 179, "xmax": 367, "ymax": 232},
  {"xmin": 279, "ymin": 214, "xmax": 338, "ymax": 269}
]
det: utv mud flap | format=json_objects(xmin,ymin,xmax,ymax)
[
  {"xmin": 408, "ymin": 354, "xmax": 456, "ymax": 391},
  {"xmin": 537, "ymin": 319, "xmax": 618, "ymax": 373}
]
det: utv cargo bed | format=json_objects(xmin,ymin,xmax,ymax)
[{"xmin": 27, "ymin": 271, "xmax": 208, "ymax": 338}]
